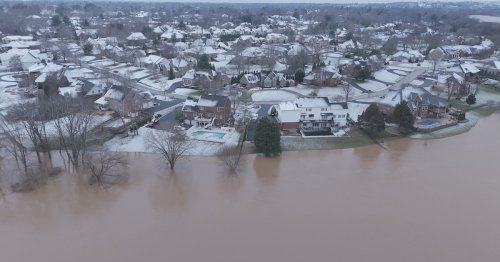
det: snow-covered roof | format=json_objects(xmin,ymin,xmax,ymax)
[
  {"xmin": 126, "ymin": 32, "xmax": 147, "ymax": 41},
  {"xmin": 460, "ymin": 63, "xmax": 480, "ymax": 74},
  {"xmin": 182, "ymin": 69, "xmax": 196, "ymax": 80},
  {"xmin": 295, "ymin": 97, "xmax": 330, "ymax": 108},
  {"xmin": 241, "ymin": 47, "xmax": 266, "ymax": 57}
]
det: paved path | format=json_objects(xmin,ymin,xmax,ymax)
[
  {"xmin": 345, "ymin": 79, "xmax": 372, "ymax": 94},
  {"xmin": 390, "ymin": 68, "xmax": 426, "ymax": 91}
]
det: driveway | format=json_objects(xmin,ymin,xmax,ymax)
[{"xmin": 246, "ymin": 104, "xmax": 272, "ymax": 142}]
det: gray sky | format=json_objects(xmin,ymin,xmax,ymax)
[
  {"xmin": 146, "ymin": 0, "xmax": 499, "ymax": 3},
  {"xmin": 71, "ymin": 0, "xmax": 500, "ymax": 3}
]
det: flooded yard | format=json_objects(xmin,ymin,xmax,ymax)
[{"xmin": 1, "ymin": 113, "xmax": 500, "ymax": 262}]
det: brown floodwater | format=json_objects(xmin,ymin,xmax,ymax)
[{"xmin": 1, "ymin": 113, "xmax": 500, "ymax": 262}]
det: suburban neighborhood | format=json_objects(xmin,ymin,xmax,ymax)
[{"xmin": 1, "ymin": 1, "xmax": 500, "ymax": 173}]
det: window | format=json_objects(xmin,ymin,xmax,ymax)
[
  {"xmin": 309, "ymin": 114, "xmax": 314, "ymax": 118},
  {"xmin": 306, "ymin": 108, "xmax": 312, "ymax": 112}
]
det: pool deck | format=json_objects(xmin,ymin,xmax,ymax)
[
  {"xmin": 415, "ymin": 117, "xmax": 458, "ymax": 132},
  {"xmin": 186, "ymin": 126, "xmax": 235, "ymax": 143}
]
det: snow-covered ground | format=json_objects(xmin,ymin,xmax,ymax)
[
  {"xmin": 347, "ymin": 102, "xmax": 370, "ymax": 121},
  {"xmin": 470, "ymin": 15, "xmax": 500, "ymax": 24},
  {"xmin": 251, "ymin": 90, "xmax": 298, "ymax": 102},
  {"xmin": 374, "ymin": 70, "xmax": 402, "ymax": 83},
  {"xmin": 104, "ymin": 127, "xmax": 240, "ymax": 156},
  {"xmin": 285, "ymin": 84, "xmax": 362, "ymax": 99},
  {"xmin": 139, "ymin": 76, "xmax": 182, "ymax": 91},
  {"xmin": 174, "ymin": 88, "xmax": 198, "ymax": 96},
  {"xmin": 357, "ymin": 80, "xmax": 389, "ymax": 92}
]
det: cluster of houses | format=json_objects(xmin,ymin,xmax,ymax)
[{"xmin": 1, "ymin": 4, "xmax": 500, "ymax": 139}]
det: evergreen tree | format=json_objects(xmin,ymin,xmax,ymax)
[
  {"xmin": 466, "ymin": 94, "xmax": 476, "ymax": 105},
  {"xmin": 295, "ymin": 69, "xmax": 305, "ymax": 83},
  {"xmin": 358, "ymin": 104, "xmax": 385, "ymax": 136},
  {"xmin": 168, "ymin": 66, "xmax": 175, "ymax": 80},
  {"xmin": 51, "ymin": 15, "xmax": 61, "ymax": 26},
  {"xmin": 197, "ymin": 54, "xmax": 211, "ymax": 70},
  {"xmin": 83, "ymin": 42, "xmax": 93, "ymax": 55},
  {"xmin": 254, "ymin": 118, "xmax": 281, "ymax": 156},
  {"xmin": 393, "ymin": 101, "xmax": 415, "ymax": 133}
]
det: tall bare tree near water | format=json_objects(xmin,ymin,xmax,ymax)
[
  {"xmin": 217, "ymin": 144, "xmax": 243, "ymax": 173},
  {"xmin": 52, "ymin": 98, "xmax": 95, "ymax": 169},
  {"xmin": 0, "ymin": 114, "xmax": 30, "ymax": 176},
  {"xmin": 146, "ymin": 129, "xmax": 190, "ymax": 170},
  {"xmin": 86, "ymin": 152, "xmax": 128, "ymax": 188},
  {"xmin": 8, "ymin": 101, "xmax": 52, "ymax": 165}
]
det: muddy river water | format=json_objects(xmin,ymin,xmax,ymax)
[{"xmin": 1, "ymin": 113, "xmax": 500, "ymax": 262}]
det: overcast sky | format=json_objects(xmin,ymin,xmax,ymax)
[
  {"xmin": 82, "ymin": 0, "xmax": 500, "ymax": 4},
  {"xmin": 142, "ymin": 0, "xmax": 499, "ymax": 3}
]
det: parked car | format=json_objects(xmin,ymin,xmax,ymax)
[{"xmin": 146, "ymin": 114, "xmax": 162, "ymax": 128}]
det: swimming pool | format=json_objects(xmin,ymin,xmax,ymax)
[
  {"xmin": 416, "ymin": 119, "xmax": 440, "ymax": 126},
  {"xmin": 191, "ymin": 130, "xmax": 226, "ymax": 139}
]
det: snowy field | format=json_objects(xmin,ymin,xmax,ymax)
[
  {"xmin": 104, "ymin": 127, "xmax": 240, "ymax": 156},
  {"xmin": 251, "ymin": 90, "xmax": 298, "ymax": 102},
  {"xmin": 470, "ymin": 15, "xmax": 500, "ymax": 24},
  {"xmin": 174, "ymin": 88, "xmax": 199, "ymax": 96},
  {"xmin": 357, "ymin": 80, "xmax": 389, "ymax": 92},
  {"xmin": 285, "ymin": 84, "xmax": 362, "ymax": 99},
  {"xmin": 374, "ymin": 70, "xmax": 402, "ymax": 83}
]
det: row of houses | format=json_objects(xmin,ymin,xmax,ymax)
[{"xmin": 239, "ymin": 71, "xmax": 296, "ymax": 88}]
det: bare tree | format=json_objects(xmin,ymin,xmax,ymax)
[
  {"xmin": 0, "ymin": 114, "xmax": 35, "ymax": 186},
  {"xmin": 52, "ymin": 98, "xmax": 95, "ymax": 169},
  {"xmin": 146, "ymin": 129, "xmax": 190, "ymax": 170},
  {"xmin": 9, "ymin": 55, "xmax": 23, "ymax": 72},
  {"xmin": 239, "ymin": 90, "xmax": 253, "ymax": 126},
  {"xmin": 7, "ymin": 101, "xmax": 52, "ymax": 165},
  {"xmin": 428, "ymin": 48, "xmax": 445, "ymax": 74},
  {"xmin": 342, "ymin": 83, "xmax": 353, "ymax": 102},
  {"xmin": 217, "ymin": 144, "xmax": 243, "ymax": 173},
  {"xmin": 85, "ymin": 152, "xmax": 128, "ymax": 187},
  {"xmin": 286, "ymin": 49, "xmax": 309, "ymax": 73}
]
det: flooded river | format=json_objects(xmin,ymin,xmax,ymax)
[{"xmin": 1, "ymin": 113, "xmax": 500, "ymax": 262}]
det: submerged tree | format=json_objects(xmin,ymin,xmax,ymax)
[
  {"xmin": 86, "ymin": 152, "xmax": 128, "ymax": 188},
  {"xmin": 146, "ymin": 129, "xmax": 190, "ymax": 170},
  {"xmin": 217, "ymin": 144, "xmax": 243, "ymax": 173},
  {"xmin": 52, "ymin": 98, "xmax": 95, "ymax": 169}
]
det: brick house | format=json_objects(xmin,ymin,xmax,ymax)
[
  {"xmin": 407, "ymin": 92, "xmax": 447, "ymax": 119},
  {"xmin": 181, "ymin": 95, "xmax": 232, "ymax": 127}
]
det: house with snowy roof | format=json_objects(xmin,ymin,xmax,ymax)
[
  {"xmin": 303, "ymin": 66, "xmax": 342, "ymax": 87},
  {"xmin": 406, "ymin": 92, "xmax": 446, "ymax": 119},
  {"xmin": 276, "ymin": 97, "xmax": 349, "ymax": 131},
  {"xmin": 239, "ymin": 73, "xmax": 260, "ymax": 88},
  {"xmin": 126, "ymin": 32, "xmax": 147, "ymax": 46},
  {"xmin": 94, "ymin": 85, "xmax": 154, "ymax": 116},
  {"xmin": 181, "ymin": 95, "xmax": 232, "ymax": 127},
  {"xmin": 481, "ymin": 60, "xmax": 500, "ymax": 77},
  {"xmin": 391, "ymin": 50, "xmax": 424, "ymax": 63}
]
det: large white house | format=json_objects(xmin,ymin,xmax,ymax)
[{"xmin": 276, "ymin": 97, "xmax": 349, "ymax": 131}]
